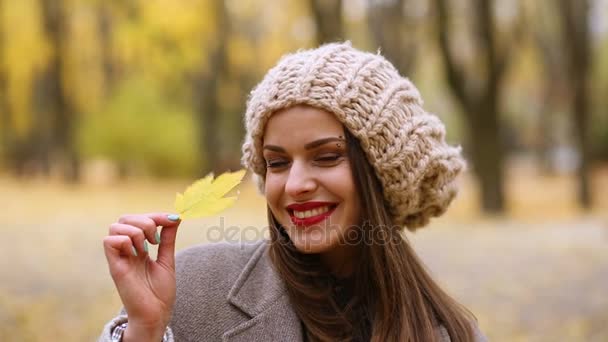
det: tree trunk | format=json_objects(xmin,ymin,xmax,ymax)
[
  {"xmin": 434, "ymin": 0, "xmax": 511, "ymax": 213},
  {"xmin": 39, "ymin": 0, "xmax": 80, "ymax": 182},
  {"xmin": 559, "ymin": 0, "xmax": 592, "ymax": 209},
  {"xmin": 532, "ymin": 4, "xmax": 568, "ymax": 175},
  {"xmin": 537, "ymin": 95, "xmax": 555, "ymax": 174},
  {"xmin": 573, "ymin": 79, "xmax": 591, "ymax": 208},
  {"xmin": 468, "ymin": 100, "xmax": 505, "ymax": 212},
  {"xmin": 98, "ymin": 2, "xmax": 117, "ymax": 98},
  {"xmin": 366, "ymin": 0, "xmax": 416, "ymax": 76},
  {"xmin": 1, "ymin": 0, "xmax": 49, "ymax": 177},
  {"xmin": 534, "ymin": 29, "xmax": 561, "ymax": 175},
  {"xmin": 193, "ymin": 0, "xmax": 229, "ymax": 175},
  {"xmin": 308, "ymin": 0, "xmax": 344, "ymax": 45}
]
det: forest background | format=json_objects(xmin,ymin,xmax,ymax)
[{"xmin": 0, "ymin": 0, "xmax": 607, "ymax": 341}]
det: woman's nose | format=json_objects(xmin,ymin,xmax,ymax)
[{"xmin": 284, "ymin": 161, "xmax": 317, "ymax": 197}]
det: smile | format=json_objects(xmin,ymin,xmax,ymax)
[
  {"xmin": 293, "ymin": 205, "xmax": 331, "ymax": 218},
  {"xmin": 286, "ymin": 202, "xmax": 338, "ymax": 227}
]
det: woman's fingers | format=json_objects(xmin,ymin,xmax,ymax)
[
  {"xmin": 148, "ymin": 213, "xmax": 181, "ymax": 269},
  {"xmin": 118, "ymin": 214, "xmax": 160, "ymax": 245},
  {"xmin": 103, "ymin": 235, "xmax": 136, "ymax": 266},
  {"xmin": 108, "ymin": 213, "xmax": 181, "ymax": 269},
  {"xmin": 109, "ymin": 223, "xmax": 149, "ymax": 255},
  {"xmin": 144, "ymin": 213, "xmax": 181, "ymax": 230}
]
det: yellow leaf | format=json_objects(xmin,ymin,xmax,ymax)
[{"xmin": 174, "ymin": 169, "xmax": 246, "ymax": 219}]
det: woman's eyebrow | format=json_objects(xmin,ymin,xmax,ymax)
[
  {"xmin": 263, "ymin": 145, "xmax": 285, "ymax": 153},
  {"xmin": 263, "ymin": 137, "xmax": 345, "ymax": 153},
  {"xmin": 304, "ymin": 137, "xmax": 345, "ymax": 150}
]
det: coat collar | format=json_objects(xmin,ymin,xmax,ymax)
[
  {"xmin": 221, "ymin": 241, "xmax": 456, "ymax": 342},
  {"xmin": 223, "ymin": 240, "xmax": 303, "ymax": 341}
]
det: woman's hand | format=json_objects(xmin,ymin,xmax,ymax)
[{"xmin": 103, "ymin": 213, "xmax": 181, "ymax": 341}]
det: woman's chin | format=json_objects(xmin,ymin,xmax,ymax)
[
  {"xmin": 291, "ymin": 241, "xmax": 331, "ymax": 254},
  {"xmin": 286, "ymin": 227, "xmax": 339, "ymax": 254}
]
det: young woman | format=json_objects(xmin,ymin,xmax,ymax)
[{"xmin": 100, "ymin": 42, "xmax": 487, "ymax": 342}]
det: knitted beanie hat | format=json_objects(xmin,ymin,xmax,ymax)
[{"xmin": 241, "ymin": 42, "xmax": 465, "ymax": 230}]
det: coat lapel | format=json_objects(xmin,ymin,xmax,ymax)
[{"xmin": 222, "ymin": 241, "xmax": 303, "ymax": 342}]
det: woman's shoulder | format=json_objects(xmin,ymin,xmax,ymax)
[
  {"xmin": 174, "ymin": 239, "xmax": 269, "ymax": 284},
  {"xmin": 176, "ymin": 238, "xmax": 267, "ymax": 258},
  {"xmin": 169, "ymin": 239, "xmax": 280, "ymax": 338},
  {"xmin": 176, "ymin": 239, "xmax": 268, "ymax": 269}
]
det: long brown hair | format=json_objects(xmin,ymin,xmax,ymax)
[{"xmin": 267, "ymin": 128, "xmax": 476, "ymax": 341}]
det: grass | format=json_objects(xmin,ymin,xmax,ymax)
[{"xmin": 0, "ymin": 162, "xmax": 606, "ymax": 341}]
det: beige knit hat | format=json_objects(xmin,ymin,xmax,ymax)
[{"xmin": 241, "ymin": 42, "xmax": 465, "ymax": 230}]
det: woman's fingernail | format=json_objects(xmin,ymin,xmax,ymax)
[
  {"xmin": 144, "ymin": 241, "xmax": 149, "ymax": 253},
  {"xmin": 167, "ymin": 214, "xmax": 180, "ymax": 222},
  {"xmin": 131, "ymin": 246, "xmax": 138, "ymax": 257},
  {"xmin": 155, "ymin": 231, "xmax": 161, "ymax": 244}
]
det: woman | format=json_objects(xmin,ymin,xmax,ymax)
[{"xmin": 100, "ymin": 42, "xmax": 487, "ymax": 341}]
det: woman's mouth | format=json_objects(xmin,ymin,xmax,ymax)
[{"xmin": 286, "ymin": 203, "xmax": 338, "ymax": 227}]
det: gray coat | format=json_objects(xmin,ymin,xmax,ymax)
[{"xmin": 99, "ymin": 240, "xmax": 486, "ymax": 341}]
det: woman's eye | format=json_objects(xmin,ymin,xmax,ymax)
[
  {"xmin": 315, "ymin": 154, "xmax": 342, "ymax": 164},
  {"xmin": 266, "ymin": 159, "xmax": 289, "ymax": 168}
]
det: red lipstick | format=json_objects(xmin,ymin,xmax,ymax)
[
  {"xmin": 286, "ymin": 201, "xmax": 337, "ymax": 227},
  {"xmin": 286, "ymin": 201, "xmax": 335, "ymax": 211}
]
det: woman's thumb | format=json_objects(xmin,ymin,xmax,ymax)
[{"xmin": 154, "ymin": 213, "xmax": 181, "ymax": 269}]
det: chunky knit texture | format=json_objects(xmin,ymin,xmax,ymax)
[{"xmin": 241, "ymin": 42, "xmax": 466, "ymax": 230}]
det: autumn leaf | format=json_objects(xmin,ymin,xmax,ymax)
[{"xmin": 174, "ymin": 169, "xmax": 246, "ymax": 219}]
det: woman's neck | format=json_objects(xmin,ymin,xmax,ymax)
[{"xmin": 319, "ymin": 243, "xmax": 360, "ymax": 278}]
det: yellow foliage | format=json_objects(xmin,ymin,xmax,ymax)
[
  {"xmin": 64, "ymin": 1, "xmax": 104, "ymax": 113},
  {"xmin": 174, "ymin": 169, "xmax": 246, "ymax": 219},
  {"xmin": 2, "ymin": 0, "xmax": 49, "ymax": 137}
]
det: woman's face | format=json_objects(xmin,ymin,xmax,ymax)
[{"xmin": 263, "ymin": 105, "xmax": 361, "ymax": 256}]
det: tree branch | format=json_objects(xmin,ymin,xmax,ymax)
[
  {"xmin": 367, "ymin": 0, "xmax": 416, "ymax": 76},
  {"xmin": 435, "ymin": 0, "xmax": 473, "ymax": 112}
]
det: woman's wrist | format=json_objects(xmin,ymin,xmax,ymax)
[{"xmin": 121, "ymin": 321, "xmax": 167, "ymax": 342}]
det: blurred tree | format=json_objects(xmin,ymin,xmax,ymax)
[
  {"xmin": 531, "ymin": 2, "xmax": 566, "ymax": 175},
  {"xmin": 2, "ymin": 0, "xmax": 50, "ymax": 177},
  {"xmin": 0, "ymin": 0, "xmax": 25, "ymax": 175},
  {"xmin": 78, "ymin": 78, "xmax": 200, "ymax": 178},
  {"xmin": 434, "ymin": 0, "xmax": 521, "ymax": 213},
  {"xmin": 192, "ymin": 0, "xmax": 230, "ymax": 175},
  {"xmin": 97, "ymin": 1, "xmax": 117, "ymax": 98},
  {"xmin": 367, "ymin": 0, "xmax": 416, "ymax": 76},
  {"xmin": 308, "ymin": 0, "xmax": 344, "ymax": 44},
  {"xmin": 558, "ymin": 0, "xmax": 592, "ymax": 209},
  {"xmin": 38, "ymin": 0, "xmax": 80, "ymax": 182},
  {"xmin": 0, "ymin": 0, "xmax": 9, "ymax": 165}
]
